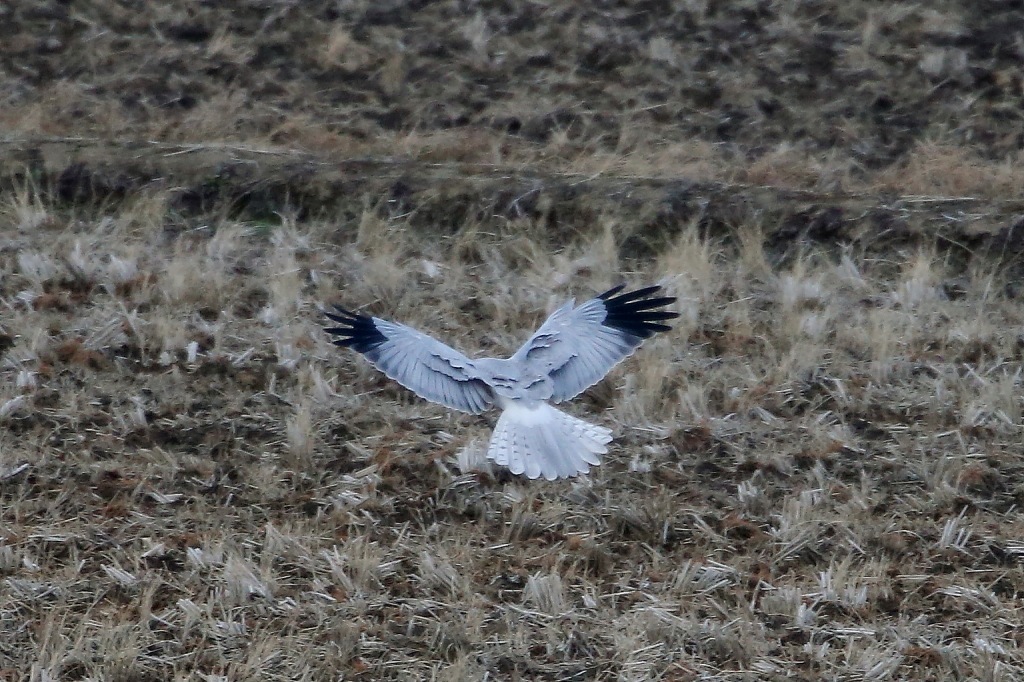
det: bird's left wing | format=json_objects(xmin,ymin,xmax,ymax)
[
  {"xmin": 324, "ymin": 307, "xmax": 493, "ymax": 414},
  {"xmin": 511, "ymin": 285, "xmax": 678, "ymax": 403}
]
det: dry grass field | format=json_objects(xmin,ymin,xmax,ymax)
[{"xmin": 3, "ymin": 1, "xmax": 1024, "ymax": 680}]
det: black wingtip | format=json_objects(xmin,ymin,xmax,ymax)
[
  {"xmin": 323, "ymin": 305, "xmax": 387, "ymax": 353},
  {"xmin": 598, "ymin": 284, "xmax": 628, "ymax": 300},
  {"xmin": 600, "ymin": 286, "xmax": 679, "ymax": 339}
]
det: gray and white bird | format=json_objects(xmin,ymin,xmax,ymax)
[{"xmin": 324, "ymin": 285, "xmax": 678, "ymax": 480}]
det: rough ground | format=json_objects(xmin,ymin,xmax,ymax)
[{"xmin": 2, "ymin": 1, "xmax": 1024, "ymax": 680}]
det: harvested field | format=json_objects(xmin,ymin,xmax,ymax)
[{"xmin": 2, "ymin": 1, "xmax": 1024, "ymax": 680}]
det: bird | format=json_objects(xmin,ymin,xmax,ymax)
[{"xmin": 323, "ymin": 285, "xmax": 678, "ymax": 480}]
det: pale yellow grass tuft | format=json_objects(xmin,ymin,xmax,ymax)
[{"xmin": 878, "ymin": 142, "xmax": 1024, "ymax": 199}]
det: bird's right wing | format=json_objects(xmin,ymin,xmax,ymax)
[
  {"xmin": 324, "ymin": 307, "xmax": 493, "ymax": 414},
  {"xmin": 510, "ymin": 285, "xmax": 677, "ymax": 402}
]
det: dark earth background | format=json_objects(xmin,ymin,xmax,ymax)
[{"xmin": 4, "ymin": 0, "xmax": 1024, "ymax": 258}]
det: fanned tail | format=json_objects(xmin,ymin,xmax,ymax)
[{"xmin": 486, "ymin": 402, "xmax": 612, "ymax": 480}]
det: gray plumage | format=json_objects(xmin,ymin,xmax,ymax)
[{"xmin": 325, "ymin": 285, "xmax": 678, "ymax": 480}]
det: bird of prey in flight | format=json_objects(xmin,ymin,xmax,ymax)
[{"xmin": 324, "ymin": 285, "xmax": 678, "ymax": 480}]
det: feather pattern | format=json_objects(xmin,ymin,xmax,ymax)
[
  {"xmin": 324, "ymin": 307, "xmax": 493, "ymax": 414},
  {"xmin": 324, "ymin": 285, "xmax": 677, "ymax": 480},
  {"xmin": 511, "ymin": 285, "xmax": 678, "ymax": 402},
  {"xmin": 485, "ymin": 402, "xmax": 611, "ymax": 481}
]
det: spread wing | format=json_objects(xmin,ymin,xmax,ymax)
[
  {"xmin": 510, "ymin": 285, "xmax": 678, "ymax": 403},
  {"xmin": 324, "ymin": 307, "xmax": 493, "ymax": 414}
]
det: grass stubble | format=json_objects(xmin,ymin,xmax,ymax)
[
  {"xmin": 1, "ymin": 188, "xmax": 1023, "ymax": 680},
  {"xmin": 3, "ymin": 0, "xmax": 1024, "ymax": 679}
]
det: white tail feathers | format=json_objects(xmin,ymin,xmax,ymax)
[{"xmin": 486, "ymin": 402, "xmax": 613, "ymax": 480}]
